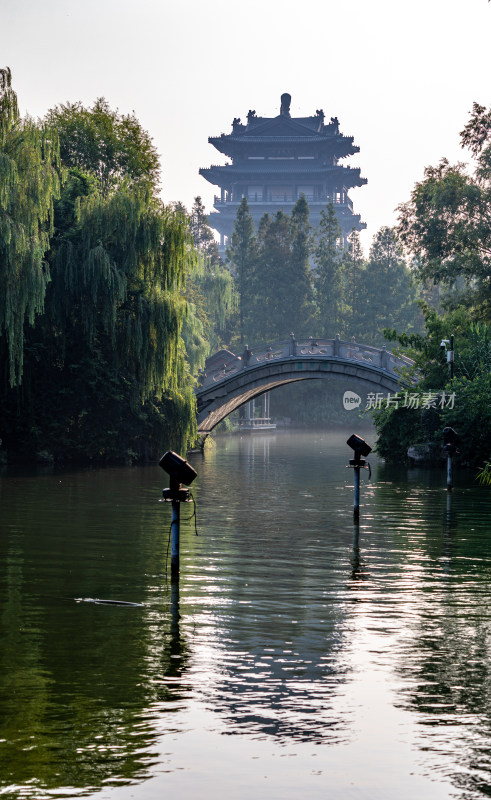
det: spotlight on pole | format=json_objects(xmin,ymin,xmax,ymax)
[
  {"xmin": 346, "ymin": 434, "xmax": 372, "ymax": 519},
  {"xmin": 347, "ymin": 434, "xmax": 372, "ymax": 462},
  {"xmin": 159, "ymin": 451, "xmax": 198, "ymax": 579},
  {"xmin": 160, "ymin": 451, "xmax": 197, "ymax": 502}
]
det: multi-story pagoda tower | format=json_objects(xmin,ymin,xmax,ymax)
[{"xmin": 199, "ymin": 93, "xmax": 367, "ymax": 249}]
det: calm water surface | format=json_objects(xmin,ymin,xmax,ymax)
[{"xmin": 1, "ymin": 430, "xmax": 491, "ymax": 799}]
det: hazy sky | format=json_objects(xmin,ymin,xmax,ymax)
[{"xmin": 1, "ymin": 0, "xmax": 489, "ymax": 250}]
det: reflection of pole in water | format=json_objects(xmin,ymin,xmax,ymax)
[
  {"xmin": 447, "ymin": 454, "xmax": 453, "ymax": 492},
  {"xmin": 442, "ymin": 427, "xmax": 459, "ymax": 492},
  {"xmin": 444, "ymin": 491, "xmax": 454, "ymax": 563},
  {"xmin": 446, "ymin": 491, "xmax": 452, "ymax": 525},
  {"xmin": 351, "ymin": 520, "xmax": 361, "ymax": 578},
  {"xmin": 170, "ymin": 580, "xmax": 180, "ymax": 644}
]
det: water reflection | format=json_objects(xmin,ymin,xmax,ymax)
[
  {"xmin": 2, "ymin": 432, "xmax": 491, "ymax": 799},
  {"xmin": 0, "ymin": 468, "xmax": 192, "ymax": 795}
]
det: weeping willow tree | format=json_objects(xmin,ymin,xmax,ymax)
[
  {"xmin": 0, "ymin": 67, "xmax": 62, "ymax": 386},
  {"xmin": 51, "ymin": 188, "xmax": 190, "ymax": 399},
  {"xmin": 1, "ymin": 80, "xmax": 197, "ymax": 462},
  {"xmin": 180, "ymin": 197, "xmax": 235, "ymax": 370}
]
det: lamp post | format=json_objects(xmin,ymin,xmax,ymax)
[
  {"xmin": 160, "ymin": 451, "xmax": 197, "ymax": 579},
  {"xmin": 346, "ymin": 434, "xmax": 372, "ymax": 519},
  {"xmin": 440, "ymin": 335, "xmax": 454, "ymax": 380}
]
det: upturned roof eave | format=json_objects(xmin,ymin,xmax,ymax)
[
  {"xmin": 199, "ymin": 164, "xmax": 367, "ymax": 189},
  {"xmin": 208, "ymin": 134, "xmax": 358, "ymax": 157}
]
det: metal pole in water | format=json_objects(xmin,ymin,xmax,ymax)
[
  {"xmin": 354, "ymin": 465, "xmax": 360, "ymax": 519},
  {"xmin": 170, "ymin": 500, "xmax": 180, "ymax": 578},
  {"xmin": 447, "ymin": 454, "xmax": 453, "ymax": 492}
]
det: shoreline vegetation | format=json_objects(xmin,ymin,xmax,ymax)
[{"xmin": 1, "ymin": 68, "xmax": 489, "ymax": 479}]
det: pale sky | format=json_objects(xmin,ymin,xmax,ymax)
[{"xmin": 1, "ymin": 0, "xmax": 489, "ymax": 251}]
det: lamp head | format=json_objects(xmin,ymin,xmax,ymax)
[
  {"xmin": 159, "ymin": 451, "xmax": 197, "ymax": 487},
  {"xmin": 442, "ymin": 427, "xmax": 459, "ymax": 445},
  {"xmin": 346, "ymin": 434, "xmax": 372, "ymax": 458}
]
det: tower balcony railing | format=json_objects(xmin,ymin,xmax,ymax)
[{"xmin": 213, "ymin": 194, "xmax": 353, "ymax": 210}]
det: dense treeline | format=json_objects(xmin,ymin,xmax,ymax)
[
  {"xmin": 0, "ymin": 70, "xmax": 197, "ymax": 464},
  {"xmin": 226, "ymin": 196, "xmax": 421, "ymax": 349},
  {"xmin": 372, "ymin": 102, "xmax": 491, "ymax": 473}
]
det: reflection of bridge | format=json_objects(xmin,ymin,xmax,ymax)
[{"xmin": 196, "ymin": 334, "xmax": 414, "ymax": 435}]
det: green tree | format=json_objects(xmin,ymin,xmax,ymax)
[
  {"xmin": 357, "ymin": 227, "xmax": 421, "ymax": 345},
  {"xmin": 344, "ymin": 229, "xmax": 366, "ymax": 339},
  {"xmin": 289, "ymin": 194, "xmax": 314, "ymax": 336},
  {"xmin": 0, "ymin": 67, "xmax": 62, "ymax": 386},
  {"xmin": 398, "ymin": 102, "xmax": 491, "ymax": 316},
  {"xmin": 313, "ymin": 202, "xmax": 346, "ymax": 336},
  {"xmin": 45, "ymin": 98, "xmax": 160, "ymax": 195},
  {"xmin": 190, "ymin": 196, "xmax": 220, "ymax": 263},
  {"xmin": 373, "ymin": 312, "xmax": 491, "ymax": 467},
  {"xmin": 226, "ymin": 197, "xmax": 257, "ymax": 345},
  {"xmin": 1, "ymin": 88, "xmax": 196, "ymax": 462},
  {"xmin": 255, "ymin": 211, "xmax": 292, "ymax": 341},
  {"xmin": 184, "ymin": 197, "xmax": 235, "ymax": 359},
  {"xmin": 253, "ymin": 200, "xmax": 314, "ymax": 342}
]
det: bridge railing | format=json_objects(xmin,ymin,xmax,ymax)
[{"xmin": 198, "ymin": 335, "xmax": 414, "ymax": 390}]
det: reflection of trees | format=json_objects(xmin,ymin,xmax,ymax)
[
  {"xmin": 394, "ymin": 601, "xmax": 491, "ymax": 797},
  {"xmin": 371, "ymin": 477, "xmax": 491, "ymax": 799},
  {"xmin": 197, "ymin": 629, "xmax": 352, "ymax": 745},
  {"xmin": 190, "ymin": 436, "xmax": 362, "ymax": 745},
  {"xmin": 0, "ymin": 467, "xmax": 190, "ymax": 795}
]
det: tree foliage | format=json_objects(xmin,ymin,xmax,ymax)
[
  {"xmin": 374, "ymin": 299, "xmax": 491, "ymax": 467},
  {"xmin": 183, "ymin": 197, "xmax": 235, "ymax": 362},
  {"xmin": 226, "ymin": 197, "xmax": 256, "ymax": 344},
  {"xmin": 1, "ymin": 73, "xmax": 197, "ymax": 463},
  {"xmin": 0, "ymin": 67, "xmax": 63, "ymax": 386},
  {"xmin": 244, "ymin": 198, "xmax": 314, "ymax": 342},
  {"xmin": 313, "ymin": 203, "xmax": 345, "ymax": 336},
  {"xmin": 45, "ymin": 98, "xmax": 160, "ymax": 194},
  {"xmin": 398, "ymin": 102, "xmax": 491, "ymax": 315},
  {"xmin": 357, "ymin": 227, "xmax": 421, "ymax": 345},
  {"xmin": 226, "ymin": 200, "xmax": 421, "ymax": 351}
]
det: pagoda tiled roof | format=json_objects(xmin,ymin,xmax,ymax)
[
  {"xmin": 201, "ymin": 162, "xmax": 362, "ymax": 174},
  {"xmin": 208, "ymin": 113, "xmax": 358, "ymax": 157},
  {"xmin": 240, "ymin": 115, "xmax": 323, "ymax": 136},
  {"xmin": 199, "ymin": 163, "xmax": 367, "ymax": 189}
]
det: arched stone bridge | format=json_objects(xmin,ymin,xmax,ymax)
[{"xmin": 196, "ymin": 334, "xmax": 414, "ymax": 434}]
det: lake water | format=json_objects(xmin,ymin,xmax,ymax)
[{"xmin": 1, "ymin": 430, "xmax": 491, "ymax": 799}]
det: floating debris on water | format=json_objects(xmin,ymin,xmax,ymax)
[{"xmin": 74, "ymin": 597, "xmax": 143, "ymax": 607}]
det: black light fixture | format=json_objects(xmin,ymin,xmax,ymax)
[
  {"xmin": 440, "ymin": 335, "xmax": 455, "ymax": 379},
  {"xmin": 159, "ymin": 451, "xmax": 197, "ymax": 501},
  {"xmin": 442, "ymin": 427, "xmax": 459, "ymax": 456},
  {"xmin": 347, "ymin": 434, "xmax": 372, "ymax": 463}
]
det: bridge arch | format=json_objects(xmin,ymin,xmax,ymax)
[{"xmin": 196, "ymin": 335, "xmax": 414, "ymax": 434}]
